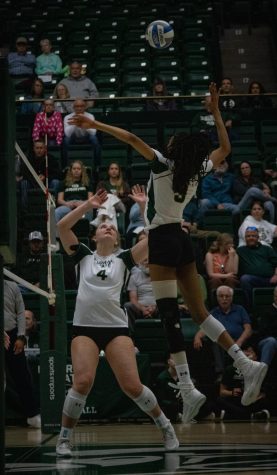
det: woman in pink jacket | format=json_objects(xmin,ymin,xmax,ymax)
[{"xmin": 32, "ymin": 98, "xmax": 63, "ymax": 146}]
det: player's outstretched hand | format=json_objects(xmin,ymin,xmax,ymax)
[
  {"xmin": 88, "ymin": 189, "xmax": 107, "ymax": 208},
  {"xmin": 129, "ymin": 184, "xmax": 147, "ymax": 206},
  {"xmin": 208, "ymin": 82, "xmax": 220, "ymax": 114},
  {"xmin": 68, "ymin": 114, "xmax": 96, "ymax": 129}
]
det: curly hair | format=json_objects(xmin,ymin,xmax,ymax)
[
  {"xmin": 208, "ymin": 233, "xmax": 234, "ymax": 253},
  {"xmin": 65, "ymin": 160, "xmax": 90, "ymax": 187},
  {"xmin": 167, "ymin": 132, "xmax": 212, "ymax": 197}
]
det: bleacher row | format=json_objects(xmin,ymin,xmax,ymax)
[{"xmin": 4, "ymin": 0, "xmax": 219, "ymax": 98}]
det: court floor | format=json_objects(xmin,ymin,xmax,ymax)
[{"xmin": 5, "ymin": 420, "xmax": 277, "ymax": 474}]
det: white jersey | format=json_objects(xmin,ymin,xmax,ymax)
[
  {"xmin": 71, "ymin": 243, "xmax": 134, "ymax": 327},
  {"xmin": 145, "ymin": 149, "xmax": 213, "ymax": 230}
]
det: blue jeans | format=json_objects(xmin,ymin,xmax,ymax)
[
  {"xmin": 237, "ymin": 187, "xmax": 275, "ymax": 222},
  {"xmin": 198, "ymin": 199, "xmax": 240, "ymax": 224},
  {"xmin": 258, "ymin": 337, "xmax": 277, "ymax": 366},
  {"xmin": 20, "ymin": 179, "xmax": 60, "ymax": 210},
  {"xmin": 55, "ymin": 204, "xmax": 93, "ymax": 223}
]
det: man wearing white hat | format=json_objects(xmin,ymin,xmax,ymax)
[{"xmin": 15, "ymin": 231, "xmax": 45, "ymax": 292}]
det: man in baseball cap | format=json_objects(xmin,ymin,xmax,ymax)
[
  {"xmin": 28, "ymin": 231, "xmax": 43, "ymax": 241},
  {"xmin": 8, "ymin": 35, "xmax": 35, "ymax": 79}
]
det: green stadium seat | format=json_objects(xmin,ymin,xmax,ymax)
[
  {"xmin": 200, "ymin": 209, "xmax": 234, "ymax": 234},
  {"xmin": 261, "ymin": 120, "xmax": 277, "ymax": 152},
  {"xmin": 252, "ymin": 287, "xmax": 274, "ymax": 327}
]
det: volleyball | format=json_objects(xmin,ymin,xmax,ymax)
[{"xmin": 145, "ymin": 20, "xmax": 174, "ymax": 49}]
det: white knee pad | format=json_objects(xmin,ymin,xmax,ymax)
[
  {"xmin": 200, "ymin": 314, "xmax": 226, "ymax": 342},
  {"xmin": 133, "ymin": 385, "xmax": 157, "ymax": 413},
  {"xmin": 63, "ymin": 388, "xmax": 87, "ymax": 420},
  {"xmin": 151, "ymin": 280, "xmax": 177, "ymax": 299}
]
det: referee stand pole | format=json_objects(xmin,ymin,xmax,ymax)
[
  {"xmin": 0, "ymin": 256, "xmax": 5, "ymax": 473},
  {"xmin": 40, "ymin": 253, "xmax": 67, "ymax": 433}
]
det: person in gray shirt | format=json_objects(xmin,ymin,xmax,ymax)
[
  {"xmin": 4, "ymin": 280, "xmax": 41, "ymax": 428},
  {"xmin": 57, "ymin": 61, "xmax": 98, "ymax": 108}
]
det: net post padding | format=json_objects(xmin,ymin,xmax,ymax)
[{"xmin": 40, "ymin": 253, "xmax": 67, "ymax": 433}]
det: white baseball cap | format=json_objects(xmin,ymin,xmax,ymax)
[{"xmin": 28, "ymin": 231, "xmax": 43, "ymax": 241}]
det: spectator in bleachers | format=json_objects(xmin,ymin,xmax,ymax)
[
  {"xmin": 8, "ymin": 37, "xmax": 36, "ymax": 84},
  {"xmin": 216, "ymin": 343, "xmax": 271, "ymax": 421},
  {"xmin": 198, "ymin": 160, "xmax": 240, "ymax": 224},
  {"xmin": 259, "ymin": 286, "xmax": 277, "ymax": 339},
  {"xmin": 191, "ymin": 95, "xmax": 237, "ymax": 145},
  {"xmin": 145, "ymin": 77, "xmax": 177, "ymax": 112},
  {"xmin": 15, "ymin": 231, "xmax": 45, "ymax": 292},
  {"xmin": 19, "ymin": 140, "xmax": 61, "ymax": 209},
  {"xmin": 32, "ymin": 99, "xmax": 63, "ymax": 146},
  {"xmin": 237, "ymin": 227, "xmax": 277, "ymax": 309},
  {"xmin": 20, "ymin": 78, "xmax": 44, "ymax": 114},
  {"xmin": 96, "ymin": 162, "xmax": 131, "ymax": 213},
  {"xmin": 63, "ymin": 99, "xmax": 101, "ymax": 168},
  {"xmin": 219, "ymin": 77, "xmax": 240, "ymax": 109},
  {"xmin": 25, "ymin": 309, "xmax": 39, "ymax": 349},
  {"xmin": 194, "ymin": 285, "xmax": 252, "ymax": 378},
  {"xmin": 125, "ymin": 206, "xmax": 145, "ymax": 248},
  {"xmin": 4, "ymin": 279, "xmax": 41, "ymax": 428},
  {"xmin": 205, "ymin": 233, "xmax": 239, "ymax": 290},
  {"xmin": 233, "ymin": 161, "xmax": 276, "ymax": 223},
  {"xmin": 238, "ymin": 200, "xmax": 277, "ymax": 247},
  {"xmin": 57, "ymin": 61, "xmax": 98, "ymax": 108},
  {"xmin": 53, "ymin": 83, "xmax": 73, "ymax": 114},
  {"xmin": 124, "ymin": 231, "xmax": 158, "ymax": 327},
  {"xmin": 35, "ymin": 38, "xmax": 63, "ymax": 78},
  {"xmin": 241, "ymin": 81, "xmax": 273, "ymax": 110},
  {"xmin": 55, "ymin": 160, "xmax": 93, "ymax": 223}
]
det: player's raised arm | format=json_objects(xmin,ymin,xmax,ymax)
[
  {"xmin": 208, "ymin": 82, "xmax": 231, "ymax": 168},
  {"xmin": 68, "ymin": 115, "xmax": 155, "ymax": 161},
  {"xmin": 57, "ymin": 189, "xmax": 107, "ymax": 254}
]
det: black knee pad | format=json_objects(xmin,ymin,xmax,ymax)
[{"xmin": 157, "ymin": 298, "xmax": 186, "ymax": 353}]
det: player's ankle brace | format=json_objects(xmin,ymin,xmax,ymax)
[
  {"xmin": 133, "ymin": 385, "xmax": 157, "ymax": 413},
  {"xmin": 200, "ymin": 314, "xmax": 225, "ymax": 342},
  {"xmin": 63, "ymin": 388, "xmax": 87, "ymax": 420}
]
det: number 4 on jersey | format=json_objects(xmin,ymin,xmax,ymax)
[{"xmin": 97, "ymin": 270, "xmax": 108, "ymax": 280}]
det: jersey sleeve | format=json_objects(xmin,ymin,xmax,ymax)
[
  {"xmin": 117, "ymin": 249, "xmax": 136, "ymax": 271},
  {"xmin": 203, "ymin": 158, "xmax": 213, "ymax": 175},
  {"xmin": 150, "ymin": 149, "xmax": 173, "ymax": 173},
  {"xmin": 69, "ymin": 242, "xmax": 93, "ymax": 265}
]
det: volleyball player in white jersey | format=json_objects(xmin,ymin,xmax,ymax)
[
  {"xmin": 68, "ymin": 83, "xmax": 267, "ymax": 423},
  {"xmin": 56, "ymin": 189, "xmax": 179, "ymax": 457}
]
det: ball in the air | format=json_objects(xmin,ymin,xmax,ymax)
[{"xmin": 145, "ymin": 20, "xmax": 174, "ymax": 49}]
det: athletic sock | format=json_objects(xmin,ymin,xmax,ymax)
[
  {"xmin": 228, "ymin": 344, "xmax": 247, "ymax": 362},
  {"xmin": 59, "ymin": 426, "xmax": 73, "ymax": 440},
  {"xmin": 172, "ymin": 351, "xmax": 193, "ymax": 385},
  {"xmin": 153, "ymin": 412, "xmax": 169, "ymax": 429}
]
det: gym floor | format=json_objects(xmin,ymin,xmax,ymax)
[{"xmin": 5, "ymin": 420, "xmax": 277, "ymax": 474}]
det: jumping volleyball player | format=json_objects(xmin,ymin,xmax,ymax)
[
  {"xmin": 68, "ymin": 82, "xmax": 267, "ymax": 423},
  {"xmin": 56, "ymin": 189, "xmax": 179, "ymax": 456}
]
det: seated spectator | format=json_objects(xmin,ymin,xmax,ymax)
[
  {"xmin": 194, "ymin": 285, "xmax": 252, "ymax": 377},
  {"xmin": 241, "ymin": 81, "xmax": 273, "ymax": 111},
  {"xmin": 198, "ymin": 160, "xmax": 240, "ymax": 224},
  {"xmin": 205, "ymin": 233, "xmax": 239, "ymax": 290},
  {"xmin": 216, "ymin": 344, "xmax": 271, "ymax": 421},
  {"xmin": 238, "ymin": 200, "xmax": 277, "ymax": 247},
  {"xmin": 55, "ymin": 160, "xmax": 93, "ymax": 223},
  {"xmin": 57, "ymin": 61, "xmax": 99, "ymax": 108},
  {"xmin": 15, "ymin": 231, "xmax": 45, "ymax": 291},
  {"xmin": 32, "ymin": 99, "xmax": 63, "ymax": 146},
  {"xmin": 145, "ymin": 77, "xmax": 177, "ymax": 112},
  {"xmin": 63, "ymin": 99, "xmax": 101, "ymax": 168},
  {"xmin": 25, "ymin": 309, "xmax": 39, "ymax": 349},
  {"xmin": 233, "ymin": 161, "xmax": 276, "ymax": 223},
  {"xmin": 237, "ymin": 227, "xmax": 277, "ymax": 309},
  {"xmin": 19, "ymin": 140, "xmax": 61, "ymax": 209},
  {"xmin": 191, "ymin": 95, "xmax": 237, "ymax": 145},
  {"xmin": 258, "ymin": 285, "xmax": 277, "ymax": 339},
  {"xmin": 53, "ymin": 83, "xmax": 73, "ymax": 114},
  {"xmin": 20, "ymin": 78, "xmax": 44, "ymax": 114},
  {"xmin": 219, "ymin": 77, "xmax": 241, "ymax": 110},
  {"xmin": 124, "ymin": 237, "xmax": 158, "ymax": 325},
  {"xmin": 155, "ymin": 352, "xmax": 182, "ymax": 423},
  {"xmin": 8, "ymin": 36, "xmax": 36, "ymax": 83},
  {"xmin": 35, "ymin": 38, "xmax": 63, "ymax": 78},
  {"xmin": 96, "ymin": 162, "xmax": 131, "ymax": 213}
]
